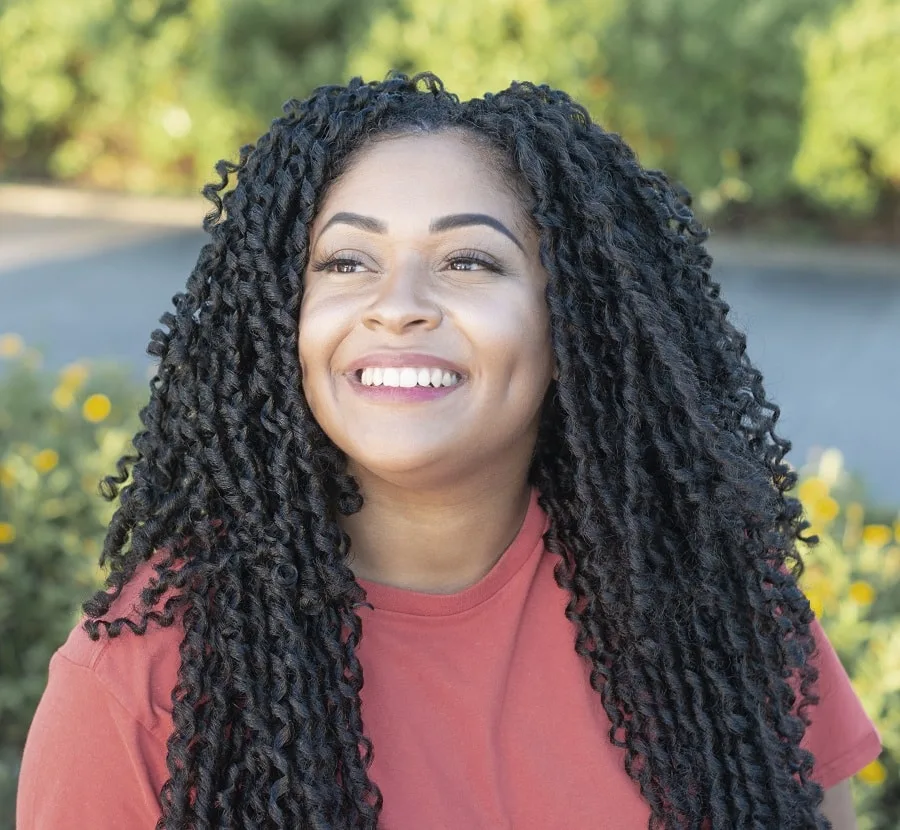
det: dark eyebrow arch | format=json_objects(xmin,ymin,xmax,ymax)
[
  {"xmin": 429, "ymin": 213, "xmax": 524, "ymax": 252},
  {"xmin": 318, "ymin": 211, "xmax": 525, "ymax": 252},
  {"xmin": 320, "ymin": 212, "xmax": 388, "ymax": 235}
]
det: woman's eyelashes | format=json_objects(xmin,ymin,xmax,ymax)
[
  {"xmin": 308, "ymin": 248, "xmax": 372, "ymax": 273},
  {"xmin": 309, "ymin": 248, "xmax": 506, "ymax": 276},
  {"xmin": 445, "ymin": 249, "xmax": 504, "ymax": 274},
  {"xmin": 310, "ymin": 254, "xmax": 368, "ymax": 274}
]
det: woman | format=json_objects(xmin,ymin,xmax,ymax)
[{"xmin": 17, "ymin": 73, "xmax": 880, "ymax": 829}]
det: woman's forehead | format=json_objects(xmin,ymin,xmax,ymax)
[{"xmin": 312, "ymin": 132, "xmax": 532, "ymax": 236}]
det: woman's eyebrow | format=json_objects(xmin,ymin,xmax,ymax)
[
  {"xmin": 320, "ymin": 212, "xmax": 388, "ymax": 235},
  {"xmin": 430, "ymin": 213, "xmax": 524, "ymax": 252},
  {"xmin": 318, "ymin": 211, "xmax": 525, "ymax": 252}
]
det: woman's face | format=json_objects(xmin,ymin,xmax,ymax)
[{"xmin": 298, "ymin": 131, "xmax": 555, "ymax": 488}]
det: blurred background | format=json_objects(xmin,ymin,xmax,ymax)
[{"xmin": 0, "ymin": 0, "xmax": 898, "ymax": 827}]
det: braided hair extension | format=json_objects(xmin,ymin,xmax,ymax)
[{"xmin": 82, "ymin": 73, "xmax": 828, "ymax": 829}]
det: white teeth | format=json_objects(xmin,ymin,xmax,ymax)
[{"xmin": 356, "ymin": 366, "xmax": 462, "ymax": 388}]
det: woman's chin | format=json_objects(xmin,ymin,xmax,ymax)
[{"xmin": 345, "ymin": 447, "xmax": 471, "ymax": 489}]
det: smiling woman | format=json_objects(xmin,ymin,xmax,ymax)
[
  {"xmin": 17, "ymin": 74, "xmax": 881, "ymax": 830},
  {"xmin": 299, "ymin": 133, "xmax": 555, "ymax": 533}
]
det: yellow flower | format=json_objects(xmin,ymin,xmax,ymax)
[
  {"xmin": 895, "ymin": 519, "xmax": 900, "ymax": 543},
  {"xmin": 810, "ymin": 496, "xmax": 839, "ymax": 524},
  {"xmin": 798, "ymin": 477, "xmax": 828, "ymax": 505},
  {"xmin": 0, "ymin": 333, "xmax": 25, "ymax": 358},
  {"xmin": 857, "ymin": 759, "xmax": 886, "ymax": 785},
  {"xmin": 806, "ymin": 588, "xmax": 824, "ymax": 618},
  {"xmin": 803, "ymin": 523, "xmax": 823, "ymax": 541},
  {"xmin": 51, "ymin": 385, "xmax": 75, "ymax": 410},
  {"xmin": 83, "ymin": 393, "xmax": 112, "ymax": 423},
  {"xmin": 862, "ymin": 524, "xmax": 892, "ymax": 548},
  {"xmin": 0, "ymin": 522, "xmax": 15, "ymax": 544},
  {"xmin": 33, "ymin": 449, "xmax": 60, "ymax": 474},
  {"xmin": 848, "ymin": 580, "xmax": 875, "ymax": 606},
  {"xmin": 59, "ymin": 362, "xmax": 89, "ymax": 389},
  {"xmin": 802, "ymin": 565, "xmax": 838, "ymax": 617},
  {"xmin": 0, "ymin": 465, "xmax": 14, "ymax": 488}
]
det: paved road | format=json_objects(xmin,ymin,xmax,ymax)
[{"xmin": 1, "ymin": 213, "xmax": 898, "ymax": 508}]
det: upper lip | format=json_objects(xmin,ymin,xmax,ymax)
[{"xmin": 345, "ymin": 352, "xmax": 467, "ymax": 378}]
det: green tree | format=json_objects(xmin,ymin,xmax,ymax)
[
  {"xmin": 0, "ymin": 0, "xmax": 378, "ymax": 193},
  {"xmin": 0, "ymin": 0, "xmax": 236, "ymax": 191},
  {"xmin": 0, "ymin": 0, "xmax": 102, "ymax": 179},
  {"xmin": 793, "ymin": 0, "xmax": 900, "ymax": 216},
  {"xmin": 599, "ymin": 0, "xmax": 844, "ymax": 213},
  {"xmin": 348, "ymin": 0, "xmax": 617, "ymax": 117},
  {"xmin": 212, "ymin": 0, "xmax": 380, "ymax": 126}
]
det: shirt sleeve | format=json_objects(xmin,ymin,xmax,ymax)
[
  {"xmin": 16, "ymin": 650, "xmax": 168, "ymax": 830},
  {"xmin": 801, "ymin": 616, "xmax": 883, "ymax": 790}
]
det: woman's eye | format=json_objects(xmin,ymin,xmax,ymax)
[
  {"xmin": 447, "ymin": 254, "xmax": 501, "ymax": 273},
  {"xmin": 312, "ymin": 256, "xmax": 366, "ymax": 274},
  {"xmin": 331, "ymin": 259, "xmax": 364, "ymax": 274}
]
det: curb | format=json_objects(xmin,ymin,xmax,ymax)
[
  {"xmin": 2, "ymin": 183, "xmax": 898, "ymax": 278},
  {"xmin": 706, "ymin": 236, "xmax": 900, "ymax": 280},
  {"xmin": 0, "ymin": 183, "xmax": 205, "ymax": 228}
]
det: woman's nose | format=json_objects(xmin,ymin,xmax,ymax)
[{"xmin": 362, "ymin": 263, "xmax": 442, "ymax": 333}]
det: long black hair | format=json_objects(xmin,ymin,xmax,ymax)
[{"xmin": 84, "ymin": 73, "xmax": 827, "ymax": 829}]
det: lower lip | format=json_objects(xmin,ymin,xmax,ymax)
[{"xmin": 345, "ymin": 373, "xmax": 464, "ymax": 402}]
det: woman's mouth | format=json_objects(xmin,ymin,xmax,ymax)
[
  {"xmin": 346, "ymin": 366, "xmax": 465, "ymax": 402},
  {"xmin": 356, "ymin": 366, "xmax": 462, "ymax": 389}
]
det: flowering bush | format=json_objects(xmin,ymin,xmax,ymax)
[
  {"xmin": 0, "ymin": 333, "xmax": 144, "ymax": 828},
  {"xmin": 793, "ymin": 448, "xmax": 900, "ymax": 829},
  {"xmin": 0, "ymin": 332, "xmax": 896, "ymax": 827}
]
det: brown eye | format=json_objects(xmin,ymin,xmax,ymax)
[
  {"xmin": 449, "ymin": 258, "xmax": 484, "ymax": 271},
  {"xmin": 332, "ymin": 259, "xmax": 364, "ymax": 273},
  {"xmin": 446, "ymin": 250, "xmax": 503, "ymax": 274},
  {"xmin": 311, "ymin": 256, "xmax": 366, "ymax": 274}
]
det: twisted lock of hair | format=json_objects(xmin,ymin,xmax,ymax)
[{"xmin": 83, "ymin": 73, "xmax": 829, "ymax": 829}]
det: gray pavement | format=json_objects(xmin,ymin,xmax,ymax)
[{"xmin": 1, "ymin": 203, "xmax": 899, "ymax": 509}]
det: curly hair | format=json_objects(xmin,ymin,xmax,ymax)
[{"xmin": 83, "ymin": 72, "xmax": 828, "ymax": 829}]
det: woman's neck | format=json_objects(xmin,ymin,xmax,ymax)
[{"xmin": 339, "ymin": 473, "xmax": 534, "ymax": 594}]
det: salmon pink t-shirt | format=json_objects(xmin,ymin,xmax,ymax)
[{"xmin": 17, "ymin": 489, "xmax": 882, "ymax": 828}]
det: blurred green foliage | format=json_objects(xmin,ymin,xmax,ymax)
[
  {"xmin": 347, "ymin": 0, "xmax": 614, "ymax": 122},
  {"xmin": 0, "ymin": 0, "xmax": 244, "ymax": 193},
  {"xmin": 794, "ymin": 448, "xmax": 900, "ymax": 830},
  {"xmin": 793, "ymin": 0, "xmax": 900, "ymax": 215},
  {"xmin": 213, "ymin": 0, "xmax": 382, "ymax": 125},
  {"xmin": 0, "ymin": 0, "xmax": 897, "ymax": 226},
  {"xmin": 0, "ymin": 334, "xmax": 898, "ymax": 826},
  {"xmin": 0, "ymin": 335, "xmax": 144, "ymax": 828},
  {"xmin": 599, "ymin": 0, "xmax": 843, "ymax": 212}
]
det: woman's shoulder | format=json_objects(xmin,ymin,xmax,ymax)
[{"xmin": 55, "ymin": 559, "xmax": 183, "ymax": 742}]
